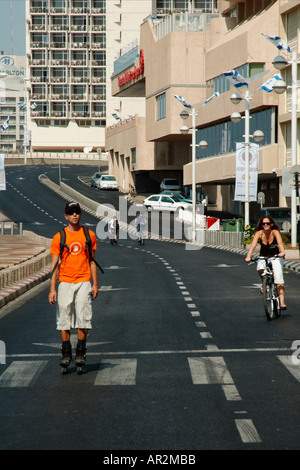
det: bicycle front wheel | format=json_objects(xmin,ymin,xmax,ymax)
[{"xmin": 262, "ymin": 276, "xmax": 275, "ymax": 320}]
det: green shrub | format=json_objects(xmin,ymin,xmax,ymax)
[{"xmin": 243, "ymin": 224, "xmax": 256, "ymax": 244}]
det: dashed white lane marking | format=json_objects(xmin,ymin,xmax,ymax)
[
  {"xmin": 7, "ymin": 182, "xmax": 65, "ymax": 226},
  {"xmin": 188, "ymin": 356, "xmax": 234, "ymax": 385},
  {"xmin": 222, "ymin": 384, "xmax": 242, "ymax": 401},
  {"xmin": 235, "ymin": 419, "xmax": 262, "ymax": 443}
]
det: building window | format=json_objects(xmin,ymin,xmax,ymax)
[
  {"xmin": 196, "ymin": 107, "xmax": 275, "ymax": 159},
  {"xmin": 207, "ymin": 63, "xmax": 265, "ymax": 97},
  {"xmin": 131, "ymin": 147, "xmax": 136, "ymax": 164},
  {"xmin": 156, "ymin": 93, "xmax": 166, "ymax": 120}
]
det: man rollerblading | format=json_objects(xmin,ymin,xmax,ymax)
[{"xmin": 49, "ymin": 202, "xmax": 99, "ymax": 375}]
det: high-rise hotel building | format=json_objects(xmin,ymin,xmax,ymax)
[{"xmin": 26, "ymin": 0, "xmax": 156, "ymax": 152}]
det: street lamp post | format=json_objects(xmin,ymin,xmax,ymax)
[
  {"xmin": 272, "ymin": 52, "xmax": 299, "ymax": 247},
  {"xmin": 180, "ymin": 108, "xmax": 207, "ymax": 243},
  {"xmin": 230, "ymin": 91, "xmax": 264, "ymax": 229}
]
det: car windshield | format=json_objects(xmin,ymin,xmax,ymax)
[
  {"xmin": 165, "ymin": 179, "xmax": 179, "ymax": 185},
  {"xmin": 171, "ymin": 197, "xmax": 181, "ymax": 202},
  {"xmin": 268, "ymin": 210, "xmax": 291, "ymax": 218},
  {"xmin": 102, "ymin": 176, "xmax": 116, "ymax": 181}
]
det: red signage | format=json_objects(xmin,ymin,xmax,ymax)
[{"xmin": 118, "ymin": 49, "xmax": 144, "ymax": 87}]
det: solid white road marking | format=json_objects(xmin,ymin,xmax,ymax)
[
  {"xmin": 99, "ymin": 286, "xmax": 129, "ymax": 291},
  {"xmin": 94, "ymin": 358, "xmax": 137, "ymax": 386},
  {"xmin": 0, "ymin": 361, "xmax": 47, "ymax": 387}
]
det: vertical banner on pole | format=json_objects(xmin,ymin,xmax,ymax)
[
  {"xmin": 0, "ymin": 154, "xmax": 6, "ymax": 190},
  {"xmin": 234, "ymin": 142, "xmax": 258, "ymax": 201}
]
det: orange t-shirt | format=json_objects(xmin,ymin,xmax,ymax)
[{"xmin": 50, "ymin": 227, "xmax": 97, "ymax": 283}]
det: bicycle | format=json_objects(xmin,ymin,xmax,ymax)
[{"xmin": 250, "ymin": 255, "xmax": 281, "ymax": 321}]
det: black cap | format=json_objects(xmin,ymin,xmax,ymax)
[{"xmin": 65, "ymin": 202, "xmax": 81, "ymax": 214}]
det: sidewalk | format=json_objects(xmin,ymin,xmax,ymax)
[{"xmin": 0, "ymin": 212, "xmax": 51, "ymax": 308}]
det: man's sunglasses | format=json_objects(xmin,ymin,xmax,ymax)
[{"xmin": 66, "ymin": 208, "xmax": 81, "ymax": 215}]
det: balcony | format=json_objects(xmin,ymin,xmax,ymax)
[
  {"xmin": 50, "ymin": 7, "xmax": 67, "ymax": 14},
  {"xmin": 30, "ymin": 58, "xmax": 46, "ymax": 65},
  {"xmin": 30, "ymin": 24, "xmax": 46, "ymax": 31},
  {"xmin": 72, "ymin": 94, "xmax": 87, "ymax": 100},
  {"xmin": 50, "ymin": 42, "xmax": 67, "ymax": 49},
  {"xmin": 71, "ymin": 42, "xmax": 89, "ymax": 49},
  {"xmin": 71, "ymin": 59, "xmax": 87, "ymax": 66},
  {"xmin": 51, "ymin": 76, "xmax": 66, "ymax": 83}
]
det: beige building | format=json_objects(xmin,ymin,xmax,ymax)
[{"xmin": 107, "ymin": 0, "xmax": 300, "ymax": 222}]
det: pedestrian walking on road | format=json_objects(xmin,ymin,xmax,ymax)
[
  {"xmin": 135, "ymin": 211, "xmax": 147, "ymax": 245},
  {"xmin": 109, "ymin": 215, "xmax": 119, "ymax": 245},
  {"xmin": 48, "ymin": 202, "xmax": 99, "ymax": 373}
]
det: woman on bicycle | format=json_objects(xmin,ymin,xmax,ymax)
[{"xmin": 245, "ymin": 216, "xmax": 286, "ymax": 309}]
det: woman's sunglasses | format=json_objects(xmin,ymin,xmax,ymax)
[{"xmin": 262, "ymin": 222, "xmax": 271, "ymax": 226}]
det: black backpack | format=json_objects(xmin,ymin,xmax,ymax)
[{"xmin": 50, "ymin": 226, "xmax": 104, "ymax": 278}]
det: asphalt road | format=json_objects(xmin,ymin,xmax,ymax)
[{"xmin": 0, "ymin": 165, "xmax": 299, "ymax": 453}]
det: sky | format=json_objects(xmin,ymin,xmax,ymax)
[{"xmin": 0, "ymin": 0, "xmax": 26, "ymax": 56}]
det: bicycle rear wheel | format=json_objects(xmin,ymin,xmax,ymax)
[{"xmin": 262, "ymin": 276, "xmax": 275, "ymax": 320}]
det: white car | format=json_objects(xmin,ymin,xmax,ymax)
[
  {"xmin": 143, "ymin": 194, "xmax": 191, "ymax": 212},
  {"xmin": 96, "ymin": 175, "xmax": 118, "ymax": 190}
]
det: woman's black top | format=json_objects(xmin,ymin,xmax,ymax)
[{"xmin": 259, "ymin": 232, "xmax": 279, "ymax": 257}]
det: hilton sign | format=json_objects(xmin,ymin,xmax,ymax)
[{"xmin": 118, "ymin": 49, "xmax": 144, "ymax": 87}]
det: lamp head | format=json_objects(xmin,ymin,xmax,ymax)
[
  {"xmin": 230, "ymin": 93, "xmax": 242, "ymax": 105},
  {"xmin": 198, "ymin": 140, "xmax": 208, "ymax": 150},
  {"xmin": 230, "ymin": 111, "xmax": 242, "ymax": 123},
  {"xmin": 180, "ymin": 110, "xmax": 189, "ymax": 120},
  {"xmin": 272, "ymin": 55, "xmax": 288, "ymax": 71},
  {"xmin": 253, "ymin": 130, "xmax": 264, "ymax": 143},
  {"xmin": 180, "ymin": 125, "xmax": 190, "ymax": 135},
  {"xmin": 272, "ymin": 79, "xmax": 287, "ymax": 94}
]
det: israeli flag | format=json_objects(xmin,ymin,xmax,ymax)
[
  {"xmin": 173, "ymin": 95, "xmax": 192, "ymax": 109},
  {"xmin": 1, "ymin": 116, "xmax": 9, "ymax": 132},
  {"xmin": 30, "ymin": 102, "xmax": 37, "ymax": 109},
  {"xmin": 112, "ymin": 113, "xmax": 121, "ymax": 121},
  {"xmin": 18, "ymin": 101, "xmax": 26, "ymax": 110},
  {"xmin": 258, "ymin": 74, "xmax": 282, "ymax": 93},
  {"xmin": 260, "ymin": 33, "xmax": 291, "ymax": 52},
  {"xmin": 202, "ymin": 91, "xmax": 220, "ymax": 106},
  {"xmin": 223, "ymin": 70, "xmax": 249, "ymax": 89}
]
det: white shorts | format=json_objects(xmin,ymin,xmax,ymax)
[
  {"xmin": 257, "ymin": 257, "xmax": 284, "ymax": 284},
  {"xmin": 56, "ymin": 281, "xmax": 93, "ymax": 331}
]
